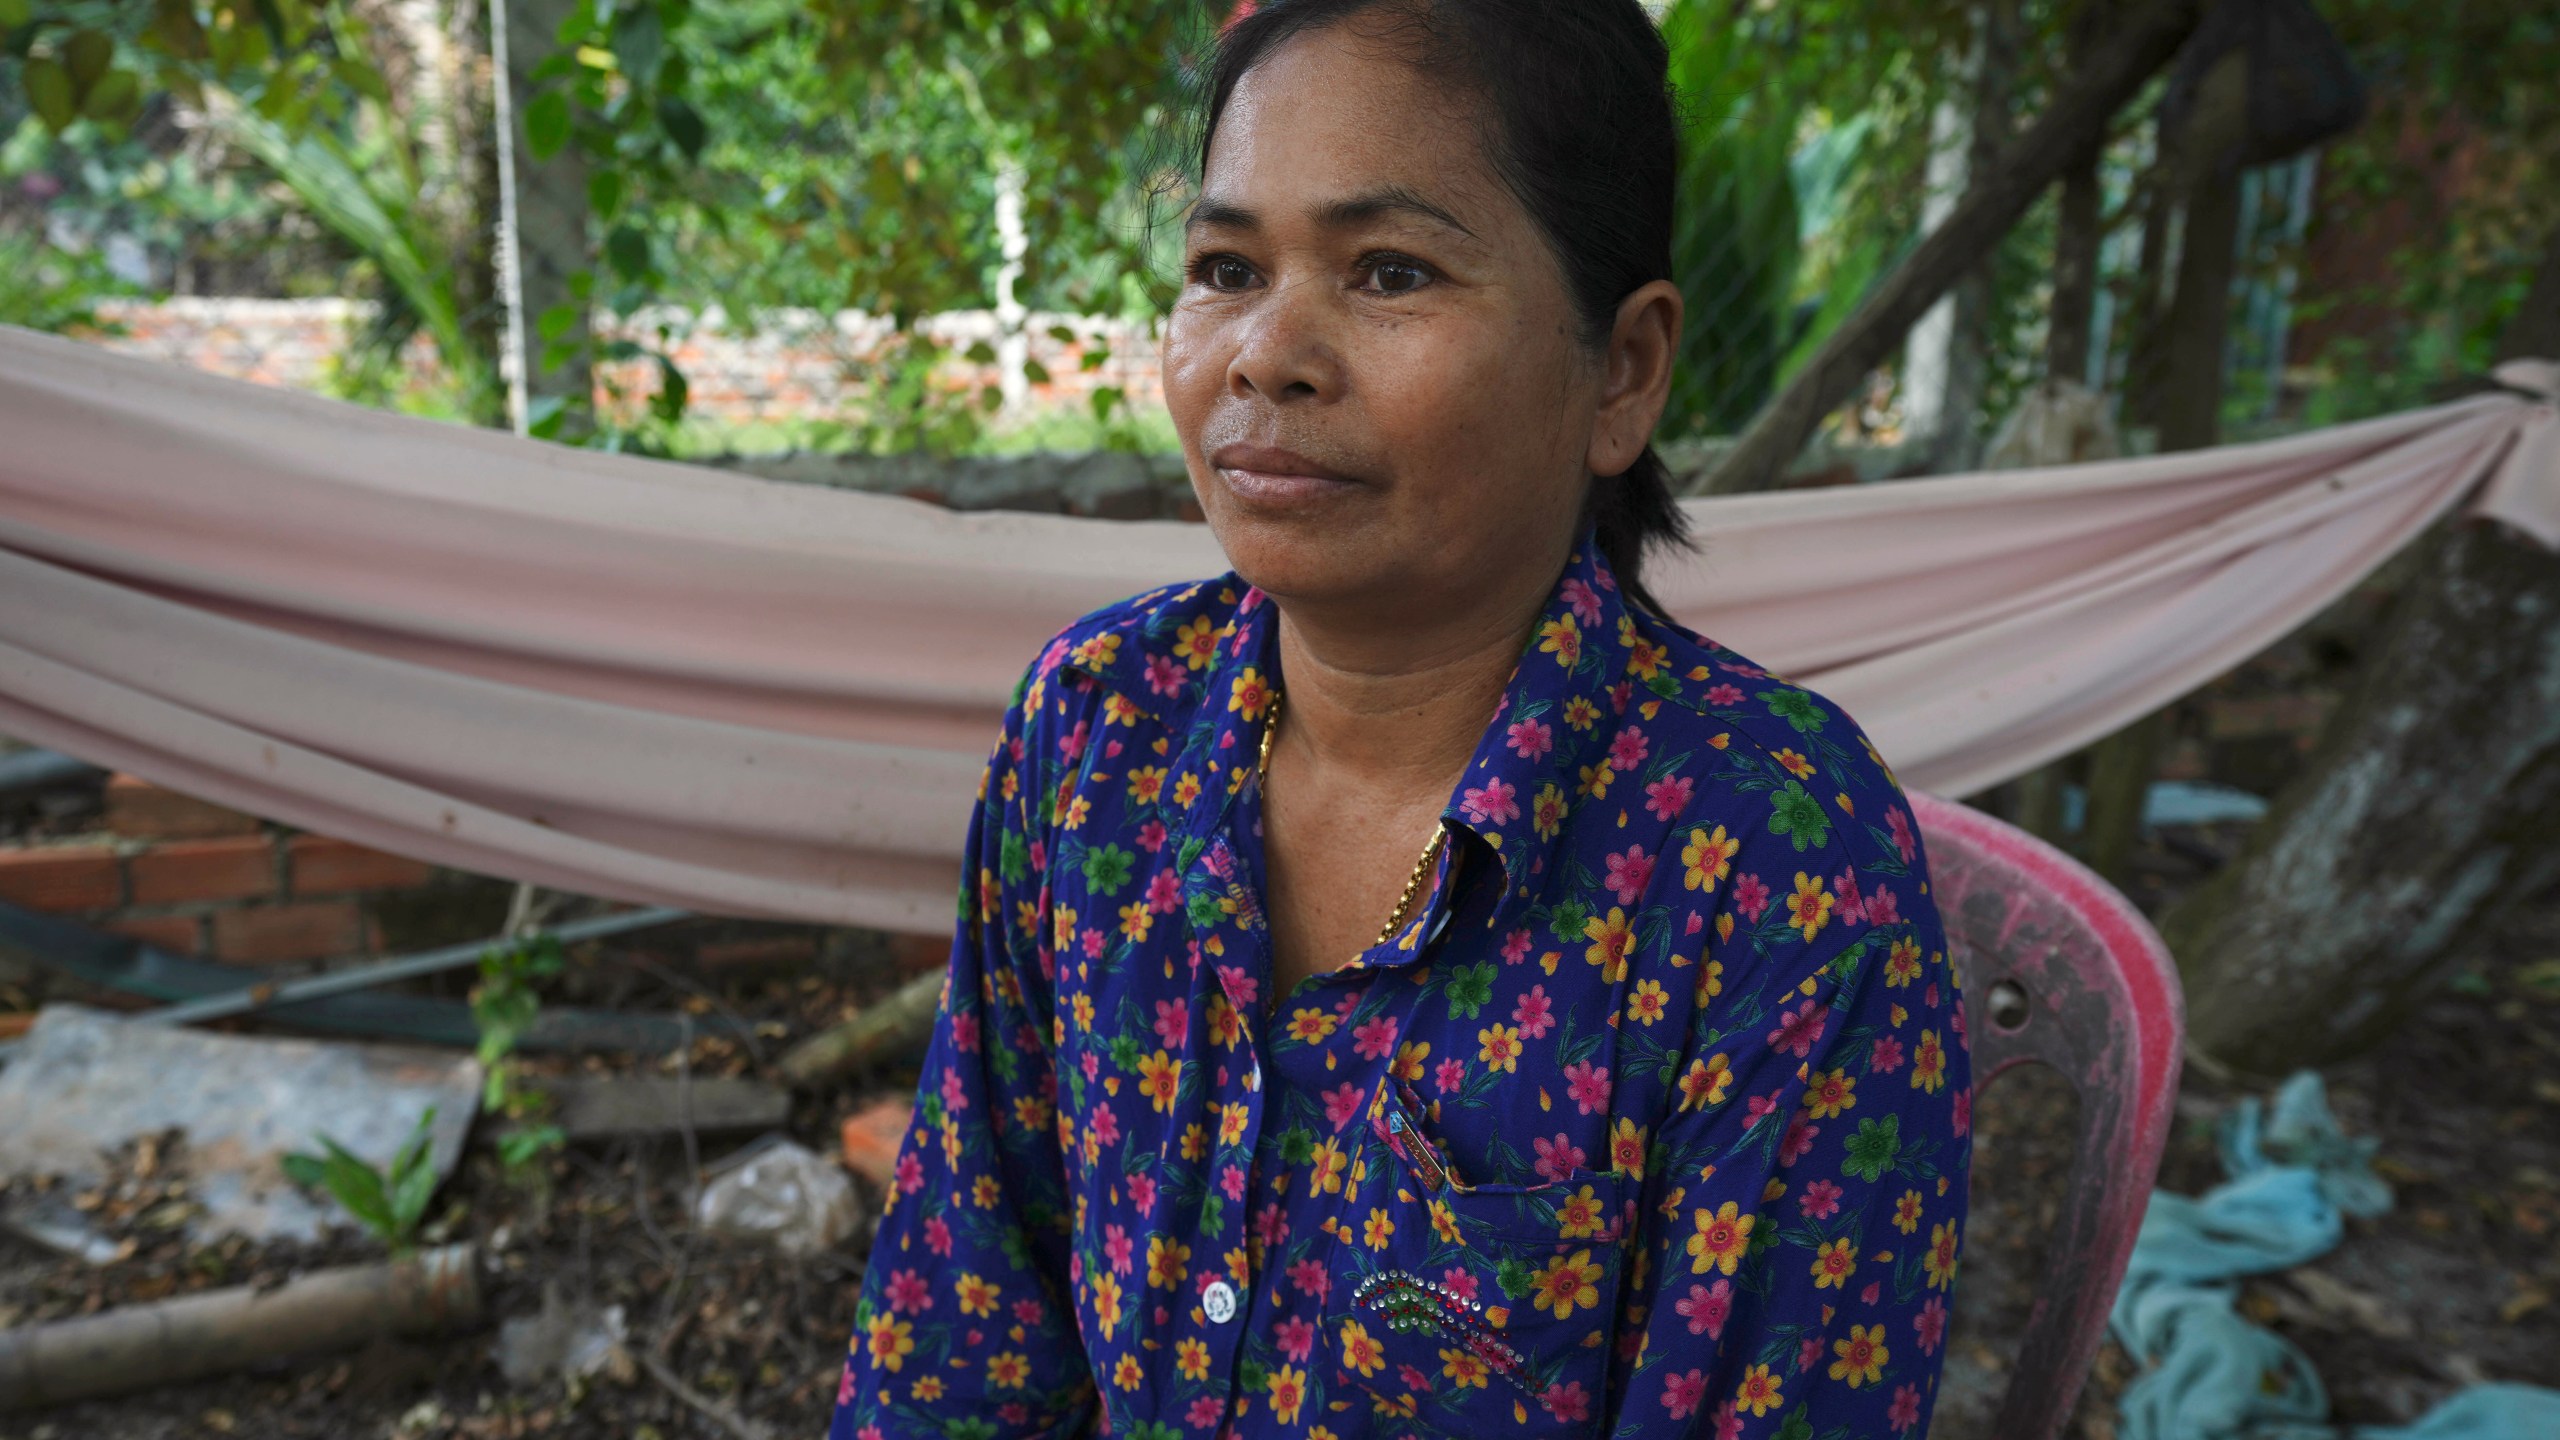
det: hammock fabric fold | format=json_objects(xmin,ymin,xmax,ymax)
[{"xmin": 1, "ymin": 325, "xmax": 2553, "ymax": 933}]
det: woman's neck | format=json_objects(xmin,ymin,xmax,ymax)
[{"xmin": 1266, "ymin": 571, "xmax": 1556, "ymax": 799}]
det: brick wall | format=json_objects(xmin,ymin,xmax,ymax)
[{"xmin": 0, "ymin": 774, "xmax": 445, "ymax": 968}]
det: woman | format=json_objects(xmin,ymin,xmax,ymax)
[{"xmin": 831, "ymin": 3, "xmax": 1970, "ymax": 1437}]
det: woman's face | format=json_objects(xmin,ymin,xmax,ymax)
[{"xmin": 1163, "ymin": 21, "xmax": 1628, "ymax": 624}]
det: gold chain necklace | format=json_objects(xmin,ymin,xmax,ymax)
[{"xmin": 1257, "ymin": 689, "xmax": 1450, "ymax": 956}]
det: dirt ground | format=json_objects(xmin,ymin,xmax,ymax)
[{"xmin": 3, "ymin": 825, "xmax": 2556, "ymax": 1440}]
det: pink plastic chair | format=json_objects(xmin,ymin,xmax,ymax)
[{"xmin": 1907, "ymin": 791, "xmax": 2185, "ymax": 1440}]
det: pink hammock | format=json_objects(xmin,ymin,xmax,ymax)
[{"xmin": 1, "ymin": 326, "xmax": 2552, "ymax": 934}]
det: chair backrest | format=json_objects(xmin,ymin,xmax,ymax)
[{"xmin": 1907, "ymin": 791, "xmax": 2185, "ymax": 1440}]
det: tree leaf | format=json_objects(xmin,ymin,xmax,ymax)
[
  {"xmin": 0, "ymin": 0, "xmax": 34, "ymax": 30},
  {"xmin": 23, "ymin": 59, "xmax": 75, "ymax": 133},
  {"xmin": 523, "ymin": 88, "xmax": 572, "ymax": 160},
  {"xmin": 63, "ymin": 28, "xmax": 114, "ymax": 90},
  {"xmin": 586, "ymin": 169, "xmax": 624, "ymax": 221},
  {"xmin": 656, "ymin": 96, "xmax": 705, "ymax": 161},
  {"xmin": 82, "ymin": 70, "xmax": 142, "ymax": 127}
]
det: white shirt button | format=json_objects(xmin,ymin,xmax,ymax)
[{"xmin": 1202, "ymin": 1280, "xmax": 1237, "ymax": 1325}]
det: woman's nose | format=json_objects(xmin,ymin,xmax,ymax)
[{"xmin": 1226, "ymin": 274, "xmax": 1345, "ymax": 404}]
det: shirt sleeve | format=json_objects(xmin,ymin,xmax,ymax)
[
  {"xmin": 831, "ymin": 666, "xmax": 1097, "ymax": 1440},
  {"xmin": 1603, "ymin": 827, "xmax": 1971, "ymax": 1440}
]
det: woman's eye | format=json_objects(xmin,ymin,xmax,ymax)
[
  {"xmin": 1194, "ymin": 256, "xmax": 1257, "ymax": 290},
  {"xmin": 1363, "ymin": 258, "xmax": 1431, "ymax": 295}
]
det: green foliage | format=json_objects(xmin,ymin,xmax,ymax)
[
  {"xmin": 281, "ymin": 1105, "xmax": 441, "ymax": 1254},
  {"xmin": 472, "ymin": 933, "xmax": 567, "ymax": 1186},
  {"xmin": 0, "ymin": 223, "xmax": 134, "ymax": 331}
]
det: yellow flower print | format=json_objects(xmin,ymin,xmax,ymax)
[
  {"xmin": 1773, "ymin": 747, "xmax": 1817, "ymax": 780},
  {"xmin": 1147, "ymin": 1234, "xmax": 1191, "ymax": 1289},
  {"xmin": 1069, "ymin": 633, "xmax": 1121, "ymax": 670},
  {"xmin": 1363, "ymin": 1207, "xmax": 1395, "ymax": 1250},
  {"xmin": 1440, "ymin": 1346, "xmax": 1491, "ymax": 1388},
  {"xmin": 1627, "ymin": 978, "xmax": 1669, "ymax": 1025},
  {"xmin": 1173, "ymin": 771, "xmax": 1203, "ymax": 807},
  {"xmin": 1786, "ymin": 872, "xmax": 1835, "ymax": 940},
  {"xmin": 1583, "ymin": 907, "xmax": 1637, "ymax": 981},
  {"xmin": 1678, "ymin": 1053, "xmax": 1733, "ymax": 1111},
  {"xmin": 1609, "ymin": 1116, "xmax": 1648, "ymax": 1179},
  {"xmin": 1811, "ymin": 1237, "xmax": 1859, "ymax": 1289},
  {"xmin": 1927, "ymin": 1220, "xmax": 1962, "ymax": 1290},
  {"xmin": 1126, "ymin": 765, "xmax": 1167, "ymax": 804},
  {"xmin": 1174, "ymin": 615, "xmax": 1221, "ymax": 670},
  {"xmin": 1577, "ymin": 759, "xmax": 1616, "ymax": 799},
  {"xmin": 1271, "ymin": 1364, "xmax": 1309, "ymax": 1423},
  {"xmin": 1309, "ymin": 1137, "xmax": 1348, "ymax": 1197},
  {"xmin": 1287, "ymin": 1007, "xmax": 1339, "ymax": 1044},
  {"xmin": 1682, "ymin": 824, "xmax": 1740, "ymax": 893},
  {"xmin": 1557, "ymin": 1184, "xmax": 1607, "ymax": 1240},
  {"xmin": 1830, "ymin": 1325, "xmax": 1889, "ymax": 1386},
  {"xmin": 1054, "ymin": 904, "xmax": 1079, "ymax": 953},
  {"xmin": 1563, "ymin": 695, "xmax": 1601, "ymax": 731},
  {"xmin": 1227, "ymin": 667, "xmax": 1272, "ymax": 720},
  {"xmin": 1102, "ymin": 693, "xmax": 1142, "ymax": 728},
  {"xmin": 1528, "ymin": 1248, "xmax": 1605, "ymax": 1318},
  {"xmin": 1894, "ymin": 1189, "xmax": 1926, "ymax": 1234},
  {"xmin": 1219, "ymin": 1101, "xmax": 1250, "ymax": 1147},
  {"xmin": 1913, "ymin": 1029, "xmax": 1948, "ymax": 1093},
  {"xmin": 1687, "ymin": 1201, "xmax": 1754, "ymax": 1274},
  {"xmin": 1626, "ymin": 633, "xmax": 1668, "ymax": 680},
  {"xmin": 1113, "ymin": 1353, "xmax": 1144, "ymax": 1390},
  {"xmin": 1477, "ymin": 1022, "xmax": 1523, "ymax": 1072},
  {"xmin": 1537, "ymin": 614, "xmax": 1582, "ymax": 668},
  {"xmin": 1090, "ymin": 1272, "xmax": 1123, "ymax": 1335},
  {"xmin": 1532, "ymin": 782, "xmax": 1570, "ymax": 840},
  {"xmin": 864, "ymin": 1313, "xmax": 914, "ymax": 1372},
  {"xmin": 986, "ymin": 1351, "xmax": 1030, "ymax": 1388},
  {"xmin": 1176, "ymin": 1337, "xmax": 1212, "ymax": 1381},
  {"xmin": 1886, "ymin": 936, "xmax": 1924, "ymax": 987},
  {"xmin": 1340, "ymin": 1320, "xmax": 1387, "ymax": 1377},
  {"xmin": 1735, "ymin": 1363, "xmax": 1783, "ymax": 1418},
  {"xmin": 956, "ymin": 1271, "xmax": 1001, "ymax": 1317},
  {"xmin": 1693, "ymin": 956, "xmax": 1725, "ymax": 1006},
  {"xmin": 1803, "ymin": 1068, "xmax": 1856, "ymax": 1119},
  {"xmin": 1391, "ymin": 1040, "xmax": 1431, "ymax": 1083},
  {"xmin": 1119, "ymin": 902, "xmax": 1153, "ymax": 942}
]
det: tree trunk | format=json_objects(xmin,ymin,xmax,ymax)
[
  {"xmin": 1689, "ymin": 0, "xmax": 2203, "ymax": 496},
  {"xmin": 504, "ymin": 0, "xmax": 592, "ymax": 436},
  {"xmin": 2167, "ymin": 216, "xmax": 2560, "ymax": 1072}
]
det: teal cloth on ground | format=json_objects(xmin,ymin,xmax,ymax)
[{"xmin": 2111, "ymin": 1072, "xmax": 2560, "ymax": 1440}]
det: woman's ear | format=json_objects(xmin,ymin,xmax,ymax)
[{"xmin": 1586, "ymin": 279, "xmax": 1684, "ymax": 478}]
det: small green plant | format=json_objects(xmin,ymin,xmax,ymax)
[
  {"xmin": 282, "ymin": 1106, "xmax": 440, "ymax": 1255},
  {"xmin": 472, "ymin": 933, "xmax": 568, "ymax": 1188}
]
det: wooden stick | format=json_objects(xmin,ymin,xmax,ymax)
[
  {"xmin": 774, "ymin": 968, "xmax": 944, "ymax": 1089},
  {"xmin": 0, "ymin": 1244, "xmax": 481, "ymax": 1411}
]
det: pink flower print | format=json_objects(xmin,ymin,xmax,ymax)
[
  {"xmin": 1869, "ymin": 1034, "xmax": 1906, "ymax": 1074},
  {"xmin": 1501, "ymin": 928, "xmax": 1533, "ymax": 965},
  {"xmin": 941, "ymin": 1068, "xmax": 969, "ymax": 1114},
  {"xmin": 1865, "ymin": 884, "xmax": 1901, "ymax": 926},
  {"xmin": 898, "ymin": 1152, "xmax": 925, "ymax": 1195},
  {"xmin": 950, "ymin": 1012, "xmax": 980, "ymax": 1053},
  {"xmin": 1011, "ymin": 1297, "xmax": 1045, "ymax": 1326},
  {"xmin": 1705, "ymin": 683, "xmax": 1745, "ymax": 706},
  {"xmin": 1769, "ymin": 1000, "xmax": 1830, "ymax": 1058},
  {"xmin": 1532, "ymin": 1133, "xmax": 1589, "ymax": 1183},
  {"xmin": 1507, "ymin": 718, "xmax": 1555, "ymax": 761},
  {"xmin": 1512, "ymin": 984, "xmax": 1557, "ymax": 1039},
  {"xmin": 1322, "ymin": 1081, "xmax": 1367, "ymax": 1128},
  {"xmin": 1890, "ymin": 1384, "xmax": 1924, "ymax": 1433},
  {"xmin": 1745, "ymin": 1090, "xmax": 1781, "ymax": 1125},
  {"xmin": 1254, "ymin": 1202, "xmax": 1289, "ymax": 1250},
  {"xmin": 1953, "ymin": 1085, "xmax": 1973, "ymax": 1138},
  {"xmin": 1462, "ymin": 777, "xmax": 1521, "ymax": 826},
  {"xmin": 1675, "ymin": 1279, "xmax": 1732, "ymax": 1338},
  {"xmin": 1089, "ymin": 1101, "xmax": 1120, "ymax": 1147},
  {"xmin": 1144, "ymin": 653, "xmax": 1184, "ymax": 697},
  {"xmin": 1604, "ymin": 845, "xmax": 1655, "ymax": 905},
  {"xmin": 1832, "ymin": 867, "xmax": 1866, "ymax": 926},
  {"xmin": 884, "ymin": 1268, "xmax": 932, "ymax": 1313},
  {"xmin": 1104, "ymin": 1223, "xmax": 1134, "ymax": 1274},
  {"xmin": 1080, "ymin": 927, "xmax": 1105, "ymax": 959},
  {"xmin": 1562, "ymin": 1059, "xmax": 1613, "ymax": 1114},
  {"xmin": 1608, "ymin": 725, "xmax": 1651, "ymax": 772},
  {"xmin": 1440, "ymin": 1267, "xmax": 1479, "ymax": 1302},
  {"xmin": 1560, "ymin": 577, "xmax": 1604, "ymax": 623},
  {"xmin": 1220, "ymin": 1164, "xmax": 1247, "ymax": 1200},
  {"xmin": 838, "ymin": 1362, "xmax": 856, "ymax": 1406},
  {"xmin": 1797, "ymin": 1335, "xmax": 1824, "ymax": 1372},
  {"xmin": 1433, "ymin": 1057, "xmax": 1467, "ymax": 1093},
  {"xmin": 1061, "ymin": 719, "xmax": 1090, "ymax": 762},
  {"xmin": 1276, "ymin": 1315, "xmax": 1316, "ymax": 1362},
  {"xmin": 1186, "ymin": 1397, "xmax": 1224, "ymax": 1430},
  {"xmin": 1916, "ymin": 1295, "xmax": 1949, "ymax": 1354},
  {"xmin": 1539, "ymin": 1381, "xmax": 1591, "ymax": 1423},
  {"xmin": 1287, "ymin": 1258, "xmax": 1330, "ymax": 1301},
  {"xmin": 1136, "ymin": 820, "xmax": 1168, "ymax": 853},
  {"xmin": 1798, "ymin": 1178, "xmax": 1843, "ymax": 1219},
  {"xmin": 1350, "ymin": 1014, "xmax": 1399, "ymax": 1060},
  {"xmin": 1147, "ymin": 868, "xmax": 1182, "ymax": 914},
  {"xmin": 1779, "ymin": 1113, "xmax": 1820, "ymax": 1167},
  {"xmin": 1713, "ymin": 1401, "xmax": 1744, "ymax": 1440},
  {"xmin": 1661, "ymin": 1369, "xmax": 1708, "ymax": 1419},
  {"xmin": 1887, "ymin": 806, "xmax": 1917, "ymax": 863},
  {"xmin": 1734, "ymin": 872, "xmax": 1771, "ymax": 921},
  {"xmin": 1644, "ymin": 773, "xmax": 1694, "ymax": 821},
  {"xmin": 1153, "ymin": 998, "xmax": 1188, "ymax": 1048},
  {"xmin": 1127, "ymin": 1172, "xmax": 1156, "ymax": 1215},
  {"xmin": 924, "ymin": 1214, "xmax": 951, "ymax": 1255}
]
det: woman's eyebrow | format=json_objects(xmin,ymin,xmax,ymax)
[{"xmin": 1185, "ymin": 186, "xmax": 1478, "ymax": 241}]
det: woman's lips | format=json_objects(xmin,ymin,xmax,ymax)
[{"xmin": 1208, "ymin": 444, "xmax": 1366, "ymax": 507}]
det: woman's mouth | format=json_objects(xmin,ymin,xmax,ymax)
[{"xmin": 1207, "ymin": 443, "xmax": 1367, "ymax": 508}]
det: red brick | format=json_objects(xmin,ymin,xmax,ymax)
[
  {"xmin": 128, "ymin": 836, "xmax": 276, "ymax": 905},
  {"xmin": 840, "ymin": 1098, "xmax": 914, "ymax": 1189},
  {"xmin": 0, "ymin": 846, "xmax": 122, "ymax": 912},
  {"xmin": 103, "ymin": 774, "xmax": 261, "ymax": 840},
  {"xmin": 285, "ymin": 836, "xmax": 435, "ymax": 895},
  {"xmin": 892, "ymin": 934, "xmax": 950, "ymax": 976},
  {"xmin": 211, "ymin": 900, "xmax": 365, "ymax": 964},
  {"xmin": 102, "ymin": 914, "xmax": 206, "ymax": 954}
]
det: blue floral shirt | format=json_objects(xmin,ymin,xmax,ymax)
[{"xmin": 830, "ymin": 532, "xmax": 1971, "ymax": 1440}]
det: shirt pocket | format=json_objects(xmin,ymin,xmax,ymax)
[{"xmin": 1319, "ymin": 1078, "xmax": 1628, "ymax": 1434}]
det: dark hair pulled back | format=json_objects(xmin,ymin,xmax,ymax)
[{"xmin": 1197, "ymin": 0, "xmax": 1693, "ymax": 616}]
